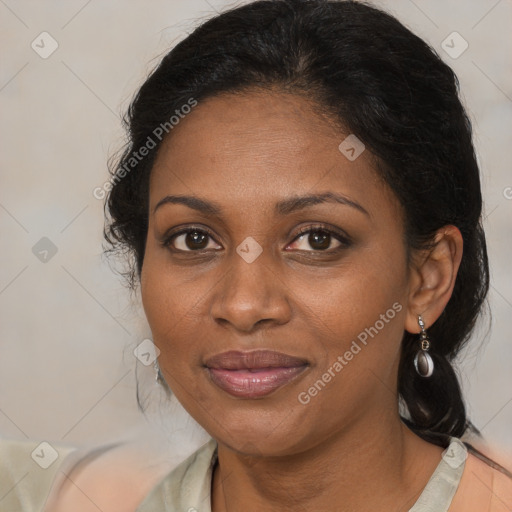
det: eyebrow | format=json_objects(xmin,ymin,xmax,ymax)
[{"xmin": 153, "ymin": 192, "xmax": 369, "ymax": 217}]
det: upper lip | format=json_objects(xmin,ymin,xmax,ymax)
[{"xmin": 204, "ymin": 350, "xmax": 308, "ymax": 370}]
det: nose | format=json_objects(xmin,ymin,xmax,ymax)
[{"xmin": 209, "ymin": 251, "xmax": 292, "ymax": 333}]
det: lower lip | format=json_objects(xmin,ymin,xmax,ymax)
[{"xmin": 207, "ymin": 366, "xmax": 308, "ymax": 398}]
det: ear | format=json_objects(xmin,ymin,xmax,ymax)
[{"xmin": 405, "ymin": 225, "xmax": 463, "ymax": 334}]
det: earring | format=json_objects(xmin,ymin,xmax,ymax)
[
  {"xmin": 153, "ymin": 359, "xmax": 172, "ymax": 396},
  {"xmin": 153, "ymin": 359, "xmax": 164, "ymax": 384},
  {"xmin": 413, "ymin": 315, "xmax": 434, "ymax": 378}
]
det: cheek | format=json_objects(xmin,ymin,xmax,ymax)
[
  {"xmin": 292, "ymin": 242, "xmax": 407, "ymax": 341},
  {"xmin": 140, "ymin": 246, "xmax": 215, "ymax": 369},
  {"xmin": 296, "ymin": 245, "xmax": 409, "ymax": 402},
  {"xmin": 140, "ymin": 250, "xmax": 184, "ymax": 349},
  {"xmin": 289, "ymin": 249, "xmax": 407, "ymax": 421},
  {"xmin": 141, "ymin": 235, "xmax": 193, "ymax": 322}
]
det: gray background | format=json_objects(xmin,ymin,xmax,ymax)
[{"xmin": 1, "ymin": 0, "xmax": 511, "ymax": 464}]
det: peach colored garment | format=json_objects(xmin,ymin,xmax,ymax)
[{"xmin": 449, "ymin": 452, "xmax": 512, "ymax": 511}]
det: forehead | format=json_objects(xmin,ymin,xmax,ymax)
[{"xmin": 149, "ymin": 90, "xmax": 394, "ymax": 219}]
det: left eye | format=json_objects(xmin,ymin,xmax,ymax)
[{"xmin": 288, "ymin": 228, "xmax": 348, "ymax": 252}]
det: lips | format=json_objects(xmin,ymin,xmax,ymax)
[
  {"xmin": 205, "ymin": 350, "xmax": 308, "ymax": 370},
  {"xmin": 204, "ymin": 350, "xmax": 309, "ymax": 399}
]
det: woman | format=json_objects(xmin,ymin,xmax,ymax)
[
  {"xmin": 103, "ymin": 0, "xmax": 512, "ymax": 509},
  {"xmin": 3, "ymin": 0, "xmax": 511, "ymax": 510}
]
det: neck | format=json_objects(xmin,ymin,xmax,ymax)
[{"xmin": 211, "ymin": 413, "xmax": 443, "ymax": 512}]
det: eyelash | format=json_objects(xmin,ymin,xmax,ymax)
[{"xmin": 161, "ymin": 224, "xmax": 351, "ymax": 253}]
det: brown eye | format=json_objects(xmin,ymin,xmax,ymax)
[
  {"xmin": 183, "ymin": 230, "xmax": 209, "ymax": 250},
  {"xmin": 288, "ymin": 226, "xmax": 351, "ymax": 252},
  {"xmin": 164, "ymin": 228, "xmax": 222, "ymax": 252},
  {"xmin": 307, "ymin": 230, "xmax": 331, "ymax": 250}
]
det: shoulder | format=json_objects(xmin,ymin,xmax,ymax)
[
  {"xmin": 0, "ymin": 438, "xmax": 76, "ymax": 512},
  {"xmin": 45, "ymin": 440, "xmax": 175, "ymax": 512},
  {"xmin": 136, "ymin": 438, "xmax": 218, "ymax": 511},
  {"xmin": 449, "ymin": 446, "xmax": 512, "ymax": 511}
]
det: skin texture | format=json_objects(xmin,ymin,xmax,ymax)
[{"xmin": 140, "ymin": 90, "xmax": 463, "ymax": 511}]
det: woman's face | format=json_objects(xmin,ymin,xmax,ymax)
[{"xmin": 141, "ymin": 90, "xmax": 411, "ymax": 456}]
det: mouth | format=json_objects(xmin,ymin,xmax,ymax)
[{"xmin": 204, "ymin": 350, "xmax": 309, "ymax": 399}]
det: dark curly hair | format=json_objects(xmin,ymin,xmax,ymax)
[{"xmin": 104, "ymin": 0, "xmax": 492, "ymax": 453}]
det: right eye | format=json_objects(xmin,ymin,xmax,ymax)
[{"xmin": 162, "ymin": 227, "xmax": 222, "ymax": 252}]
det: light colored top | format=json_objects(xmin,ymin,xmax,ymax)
[
  {"xmin": 0, "ymin": 438, "xmax": 76, "ymax": 512},
  {"xmin": 1, "ymin": 436, "xmax": 511, "ymax": 511},
  {"xmin": 135, "ymin": 436, "xmax": 512, "ymax": 512}
]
